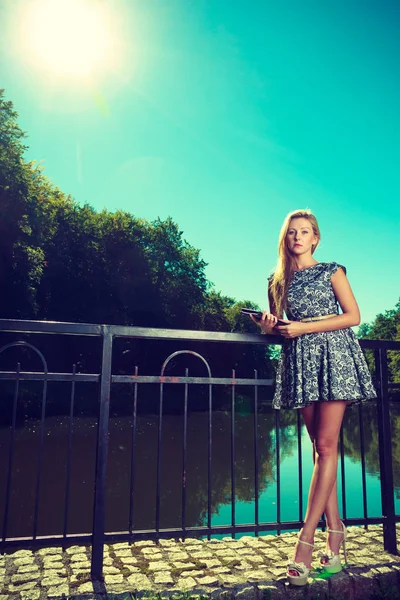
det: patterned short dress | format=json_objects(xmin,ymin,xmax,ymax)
[{"xmin": 272, "ymin": 262, "xmax": 377, "ymax": 409}]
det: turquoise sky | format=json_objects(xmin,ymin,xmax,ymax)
[{"xmin": 1, "ymin": 0, "xmax": 399, "ymax": 325}]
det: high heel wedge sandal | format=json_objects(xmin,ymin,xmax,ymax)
[
  {"xmin": 319, "ymin": 521, "xmax": 348, "ymax": 574},
  {"xmin": 287, "ymin": 538, "xmax": 314, "ymax": 586}
]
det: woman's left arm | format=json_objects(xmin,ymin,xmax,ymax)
[{"xmin": 276, "ymin": 268, "xmax": 360, "ymax": 338}]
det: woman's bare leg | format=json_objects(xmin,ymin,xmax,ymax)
[
  {"xmin": 293, "ymin": 401, "xmax": 347, "ymax": 567},
  {"xmin": 301, "ymin": 405, "xmax": 343, "ymax": 555}
]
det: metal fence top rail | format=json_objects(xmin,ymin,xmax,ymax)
[{"xmin": 0, "ymin": 318, "xmax": 399, "ymax": 349}]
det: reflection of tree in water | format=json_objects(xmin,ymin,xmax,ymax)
[
  {"xmin": 105, "ymin": 396, "xmax": 299, "ymax": 532},
  {"xmin": 341, "ymin": 401, "xmax": 400, "ymax": 499}
]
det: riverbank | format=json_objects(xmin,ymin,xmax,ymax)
[{"xmin": 0, "ymin": 525, "xmax": 399, "ymax": 599}]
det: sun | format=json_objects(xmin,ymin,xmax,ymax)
[{"xmin": 19, "ymin": 0, "xmax": 118, "ymax": 81}]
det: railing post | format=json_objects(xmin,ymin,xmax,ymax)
[
  {"xmin": 375, "ymin": 347, "xmax": 397, "ymax": 554},
  {"xmin": 91, "ymin": 326, "xmax": 113, "ymax": 580}
]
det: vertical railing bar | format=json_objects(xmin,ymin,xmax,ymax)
[
  {"xmin": 91, "ymin": 326, "xmax": 113, "ymax": 581},
  {"xmin": 33, "ymin": 365, "xmax": 48, "ymax": 540},
  {"xmin": 156, "ymin": 380, "xmax": 163, "ymax": 538},
  {"xmin": 375, "ymin": 348, "xmax": 396, "ymax": 553},
  {"xmin": 339, "ymin": 426, "xmax": 347, "ymax": 521},
  {"xmin": 128, "ymin": 366, "xmax": 139, "ymax": 537},
  {"xmin": 254, "ymin": 370, "xmax": 259, "ymax": 535},
  {"xmin": 275, "ymin": 409, "xmax": 281, "ymax": 534},
  {"xmin": 2, "ymin": 362, "xmax": 20, "ymax": 544},
  {"xmin": 181, "ymin": 368, "xmax": 188, "ymax": 539},
  {"xmin": 358, "ymin": 402, "xmax": 368, "ymax": 522},
  {"xmin": 231, "ymin": 369, "xmax": 236, "ymax": 539},
  {"xmin": 297, "ymin": 410, "xmax": 303, "ymax": 524},
  {"xmin": 207, "ymin": 382, "xmax": 212, "ymax": 539},
  {"xmin": 63, "ymin": 364, "xmax": 76, "ymax": 542}
]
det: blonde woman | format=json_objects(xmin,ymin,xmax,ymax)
[{"xmin": 251, "ymin": 209, "xmax": 376, "ymax": 586}]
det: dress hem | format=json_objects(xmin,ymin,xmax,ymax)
[{"xmin": 273, "ymin": 396, "xmax": 378, "ymax": 410}]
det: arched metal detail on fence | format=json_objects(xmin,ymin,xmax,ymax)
[
  {"xmin": 160, "ymin": 349, "xmax": 212, "ymax": 378},
  {"xmin": 0, "ymin": 341, "xmax": 48, "ymax": 542},
  {"xmin": 157, "ymin": 350, "xmax": 213, "ymax": 539}
]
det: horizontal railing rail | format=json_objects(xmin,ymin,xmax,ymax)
[{"xmin": 0, "ymin": 318, "xmax": 399, "ymax": 581}]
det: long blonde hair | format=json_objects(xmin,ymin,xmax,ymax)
[{"xmin": 269, "ymin": 209, "xmax": 321, "ymax": 317}]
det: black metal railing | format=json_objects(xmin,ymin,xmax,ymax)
[{"xmin": 0, "ymin": 318, "xmax": 399, "ymax": 581}]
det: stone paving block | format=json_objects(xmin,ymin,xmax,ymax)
[
  {"xmin": 184, "ymin": 545, "xmax": 204, "ymax": 552},
  {"xmin": 76, "ymin": 581, "xmax": 95, "ymax": 594},
  {"xmin": 247, "ymin": 570, "xmax": 268, "ymax": 582},
  {"xmin": 43, "ymin": 559, "xmax": 65, "ymax": 569},
  {"xmin": 111, "ymin": 542, "xmax": 131, "ymax": 550},
  {"xmin": 202, "ymin": 559, "xmax": 223, "ymax": 569},
  {"xmin": 159, "ymin": 539, "xmax": 177, "ymax": 547},
  {"xmin": 11, "ymin": 571, "xmax": 41, "ymax": 584},
  {"xmin": 117, "ymin": 556, "xmax": 138, "ymax": 565},
  {"xmin": 134, "ymin": 540, "xmax": 156, "ymax": 547},
  {"xmin": 20, "ymin": 590, "xmax": 41, "ymax": 600},
  {"xmin": 148, "ymin": 560, "xmax": 172, "ymax": 571},
  {"xmin": 105, "ymin": 573, "xmax": 124, "ymax": 584},
  {"xmin": 42, "ymin": 575, "xmax": 69, "ymax": 587},
  {"xmin": 182, "ymin": 538, "xmax": 202, "ymax": 545},
  {"xmin": 212, "ymin": 567, "xmax": 231, "ymax": 574},
  {"xmin": 36, "ymin": 547, "xmax": 63, "ymax": 556},
  {"xmin": 11, "ymin": 556, "xmax": 34, "ymax": 567},
  {"xmin": 218, "ymin": 573, "xmax": 244, "ymax": 585},
  {"xmin": 140, "ymin": 546, "xmax": 161, "ymax": 554},
  {"xmin": 175, "ymin": 576, "xmax": 197, "ymax": 589},
  {"xmin": 66, "ymin": 545, "xmax": 87, "ymax": 554},
  {"xmin": 48, "ymin": 584, "xmax": 69, "ymax": 598},
  {"xmin": 245, "ymin": 555, "xmax": 264, "ymax": 564},
  {"xmin": 196, "ymin": 575, "xmax": 219, "ymax": 586},
  {"xmin": 127, "ymin": 573, "xmax": 152, "ymax": 589},
  {"xmin": 190, "ymin": 551, "xmax": 214, "ymax": 559},
  {"xmin": 16, "ymin": 563, "xmax": 39, "ymax": 573},
  {"xmin": 103, "ymin": 555, "xmax": 114, "ymax": 565},
  {"xmin": 43, "ymin": 566, "xmax": 67, "ymax": 577},
  {"xmin": 10, "ymin": 549, "xmax": 33, "ymax": 560},
  {"xmin": 179, "ymin": 569, "xmax": 204, "ymax": 577},
  {"xmin": 236, "ymin": 548, "xmax": 256, "ymax": 556},
  {"xmin": 234, "ymin": 561, "xmax": 252, "ymax": 571},
  {"xmin": 9, "ymin": 581, "xmax": 39, "ymax": 593},
  {"xmin": 173, "ymin": 561, "xmax": 198, "ymax": 570},
  {"xmin": 140, "ymin": 553, "xmax": 163, "ymax": 562},
  {"xmin": 70, "ymin": 552, "xmax": 89, "ymax": 562},
  {"xmin": 114, "ymin": 548, "xmax": 134, "ymax": 557},
  {"xmin": 70, "ymin": 560, "xmax": 91, "ymax": 570},
  {"xmin": 154, "ymin": 571, "xmax": 174, "ymax": 584},
  {"xmin": 121, "ymin": 565, "xmax": 140, "ymax": 573},
  {"xmin": 166, "ymin": 552, "xmax": 190, "ymax": 561},
  {"xmin": 103, "ymin": 565, "xmax": 121, "ymax": 575},
  {"xmin": 70, "ymin": 572, "xmax": 91, "ymax": 584},
  {"xmin": 214, "ymin": 549, "xmax": 238, "ymax": 558}
]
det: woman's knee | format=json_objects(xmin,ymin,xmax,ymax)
[{"xmin": 315, "ymin": 436, "xmax": 339, "ymax": 458}]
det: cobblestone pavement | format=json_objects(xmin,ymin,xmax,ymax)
[{"xmin": 0, "ymin": 525, "xmax": 400, "ymax": 599}]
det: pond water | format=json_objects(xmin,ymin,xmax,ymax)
[{"xmin": 1, "ymin": 400, "xmax": 399, "ymax": 539}]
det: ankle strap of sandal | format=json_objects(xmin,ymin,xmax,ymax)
[{"xmin": 298, "ymin": 538, "xmax": 314, "ymax": 548}]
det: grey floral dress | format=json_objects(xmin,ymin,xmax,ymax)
[{"xmin": 272, "ymin": 262, "xmax": 377, "ymax": 409}]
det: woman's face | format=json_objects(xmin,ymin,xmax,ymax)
[{"xmin": 286, "ymin": 217, "xmax": 318, "ymax": 256}]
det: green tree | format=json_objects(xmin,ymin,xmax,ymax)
[{"xmin": 357, "ymin": 300, "xmax": 400, "ymax": 382}]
